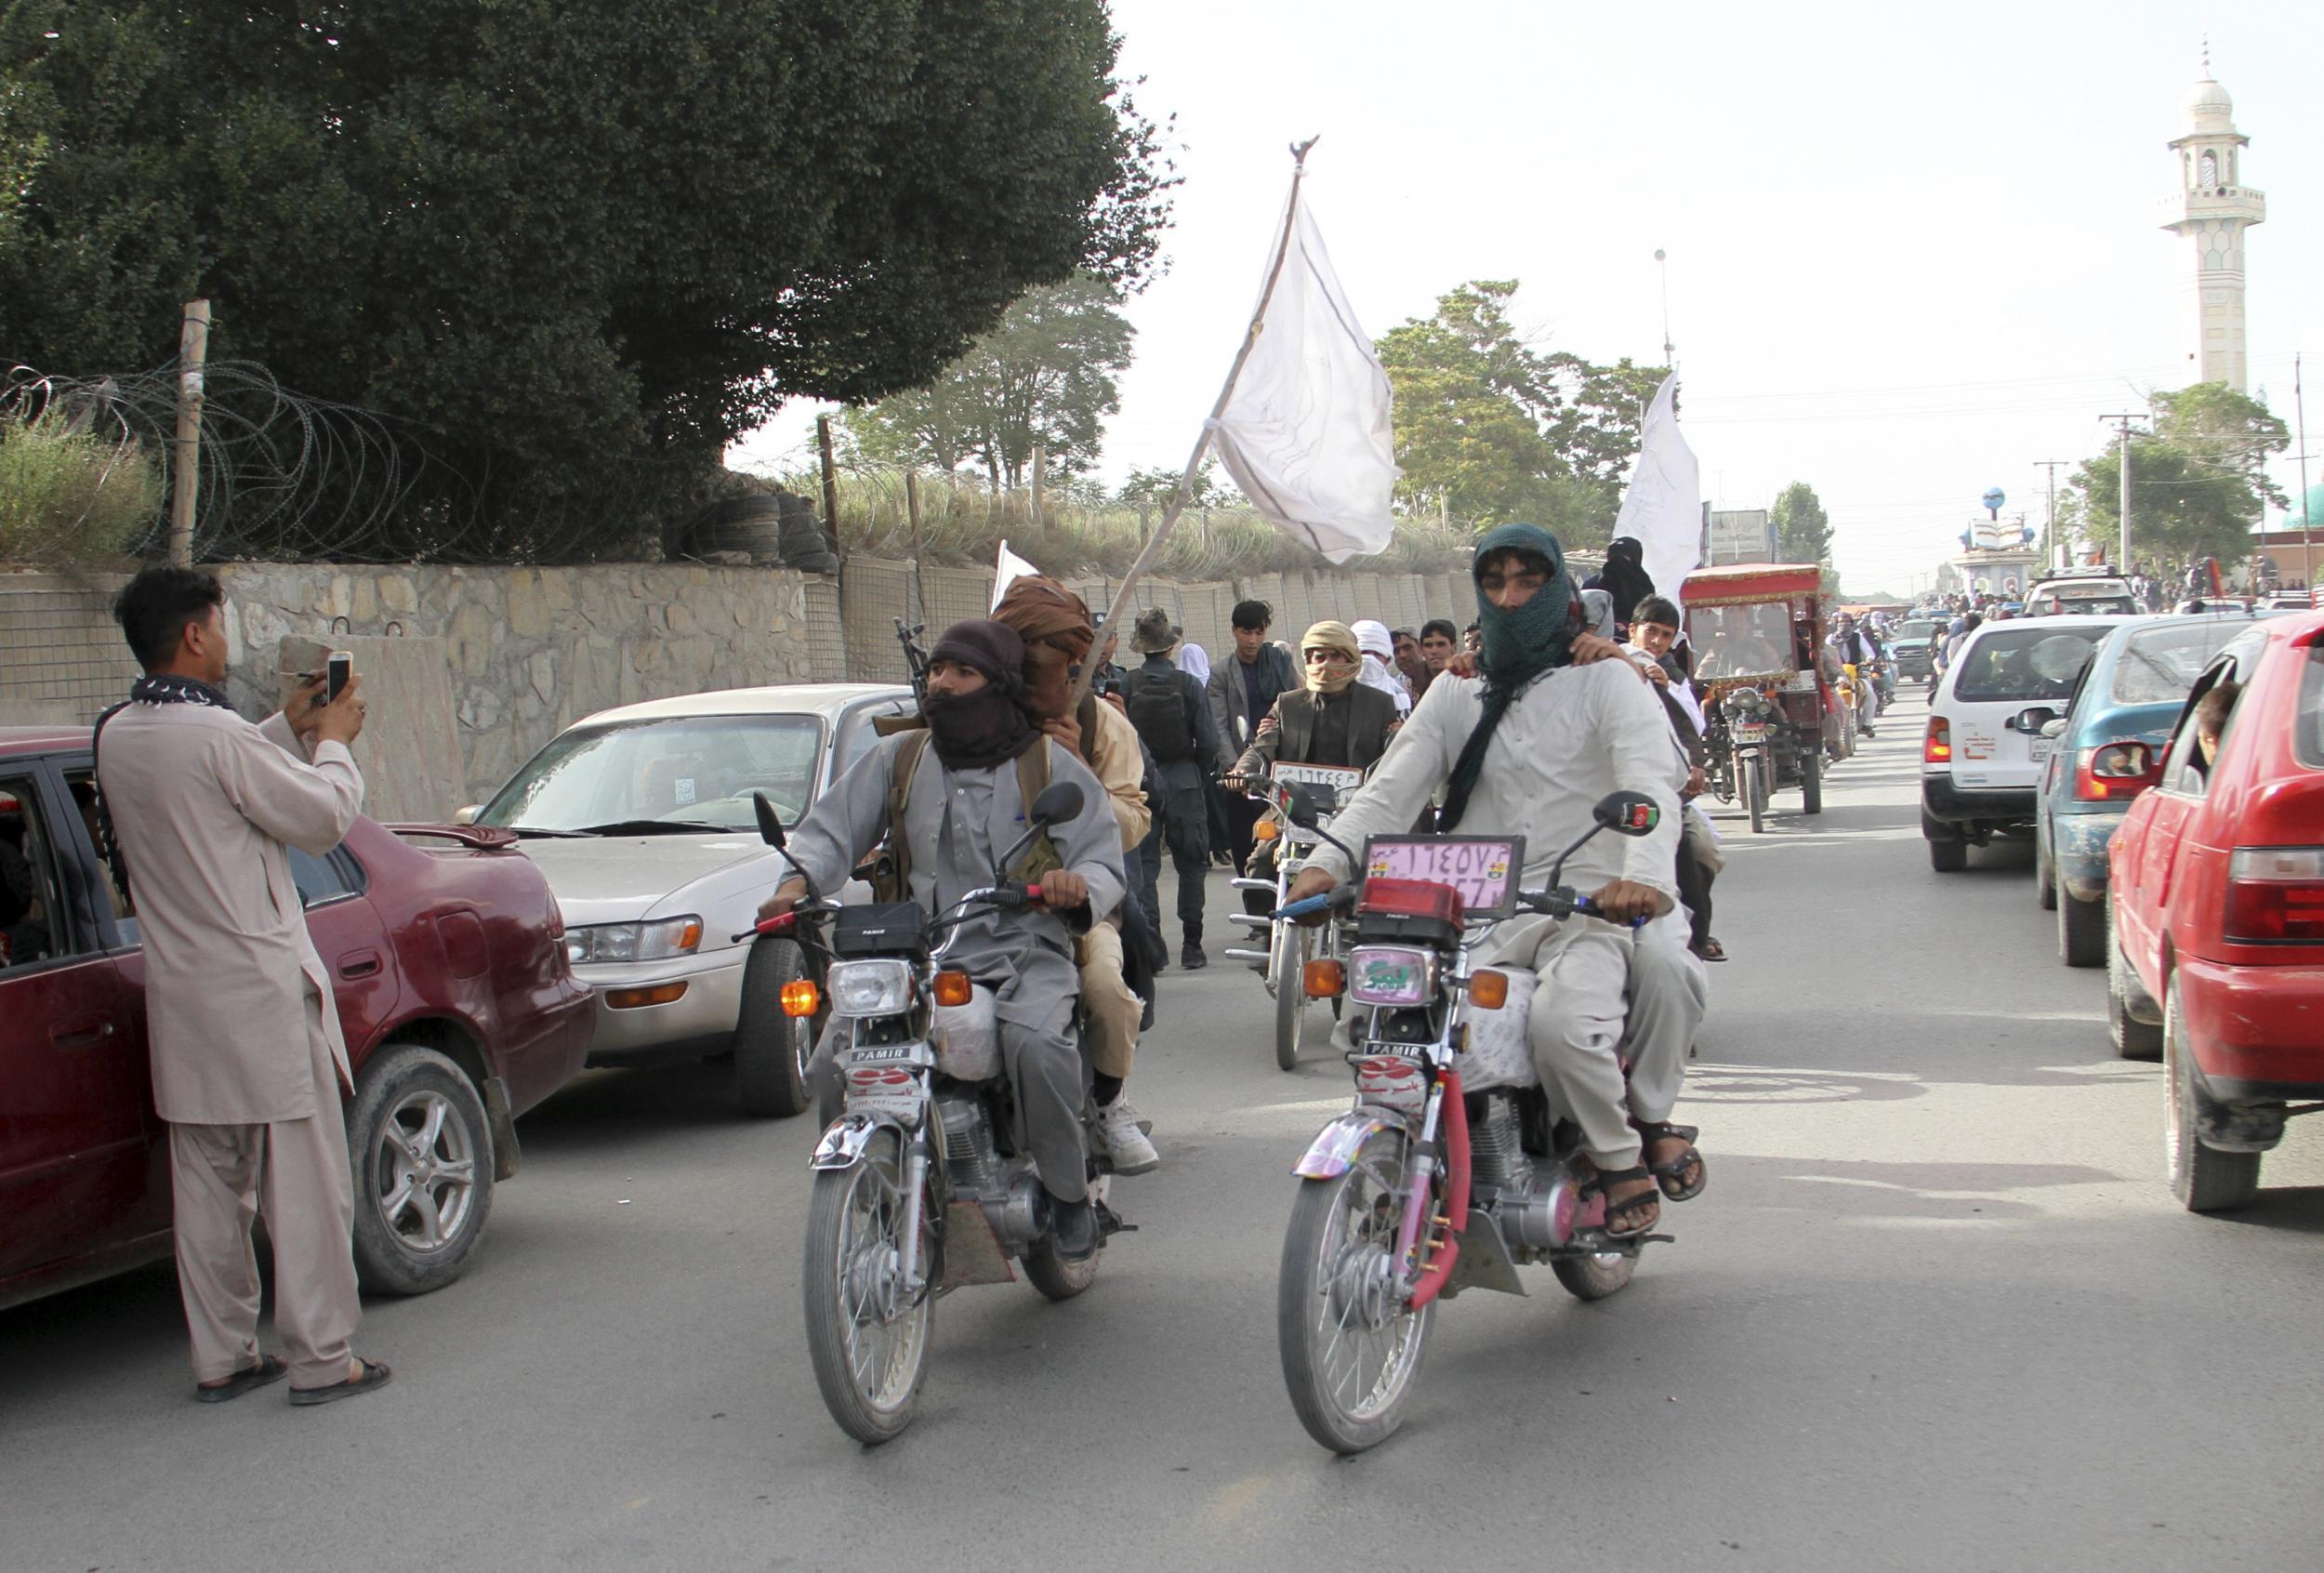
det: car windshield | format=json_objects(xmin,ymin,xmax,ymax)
[
  {"xmin": 478, "ymin": 715, "xmax": 823, "ymax": 834},
  {"xmin": 1952, "ymin": 627, "xmax": 2106, "ymax": 703},
  {"xmin": 2109, "ymin": 620, "xmax": 2252, "ymax": 705},
  {"xmin": 1687, "ymin": 604, "xmax": 1796, "ymax": 679},
  {"xmin": 1898, "ymin": 620, "xmax": 1938, "ymax": 642}
]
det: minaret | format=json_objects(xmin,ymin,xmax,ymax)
[{"xmin": 2159, "ymin": 46, "xmax": 2265, "ymax": 391}]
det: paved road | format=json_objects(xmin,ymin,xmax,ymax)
[{"xmin": 7, "ymin": 694, "xmax": 2322, "ymax": 1572}]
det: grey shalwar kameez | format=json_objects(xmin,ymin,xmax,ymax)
[{"xmin": 785, "ymin": 734, "xmax": 1125, "ymax": 1204}]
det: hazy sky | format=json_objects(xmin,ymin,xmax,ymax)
[{"xmin": 732, "ymin": 0, "xmax": 2323, "ymax": 593}]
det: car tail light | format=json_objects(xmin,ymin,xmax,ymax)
[
  {"xmin": 2225, "ymin": 848, "xmax": 2324, "ymax": 944},
  {"xmin": 1924, "ymin": 717, "xmax": 1951, "ymax": 764},
  {"xmin": 2073, "ymin": 742, "xmax": 2160, "ymax": 801}
]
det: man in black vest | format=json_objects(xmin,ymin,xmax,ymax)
[{"xmin": 1123, "ymin": 609, "xmax": 1220, "ymax": 969}]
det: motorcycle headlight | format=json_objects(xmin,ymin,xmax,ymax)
[
  {"xmin": 1347, "ymin": 945, "xmax": 1437, "ymax": 1007},
  {"xmin": 565, "ymin": 915, "xmax": 703, "ymax": 967},
  {"xmin": 826, "ymin": 958, "xmax": 914, "ymax": 1017}
]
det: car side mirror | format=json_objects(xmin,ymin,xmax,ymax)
[
  {"xmin": 1285, "ymin": 783, "xmax": 1322, "ymax": 826},
  {"xmin": 451, "ymin": 804, "xmax": 481, "ymax": 826},
  {"xmin": 752, "ymin": 790, "xmax": 787, "ymax": 850},
  {"xmin": 1028, "ymin": 781, "xmax": 1084, "ymax": 828},
  {"xmin": 2012, "ymin": 707, "xmax": 2058, "ymax": 734},
  {"xmin": 1593, "ymin": 790, "xmax": 1661, "ymax": 838}
]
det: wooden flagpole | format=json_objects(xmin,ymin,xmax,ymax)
[{"xmin": 1069, "ymin": 138, "xmax": 1319, "ymax": 707}]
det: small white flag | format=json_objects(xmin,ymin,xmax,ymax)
[
  {"xmin": 1209, "ymin": 193, "xmax": 1398, "ymax": 565},
  {"xmin": 991, "ymin": 538, "xmax": 1042, "ymax": 611},
  {"xmin": 1615, "ymin": 372, "xmax": 1702, "ymax": 613}
]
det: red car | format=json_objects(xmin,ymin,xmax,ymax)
[
  {"xmin": 2106, "ymin": 614, "xmax": 2324, "ymax": 1210},
  {"xmin": 0, "ymin": 725, "xmax": 594, "ymax": 1309}
]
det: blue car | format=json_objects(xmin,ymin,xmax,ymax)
[{"xmin": 2032, "ymin": 612, "xmax": 2273, "ymax": 966}]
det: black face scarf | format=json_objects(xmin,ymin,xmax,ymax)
[
  {"xmin": 1438, "ymin": 523, "xmax": 1581, "ymax": 831},
  {"xmin": 924, "ymin": 619, "xmax": 1037, "ymax": 771}
]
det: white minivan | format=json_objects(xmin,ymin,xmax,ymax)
[{"xmin": 1921, "ymin": 616, "xmax": 2117, "ymax": 871}]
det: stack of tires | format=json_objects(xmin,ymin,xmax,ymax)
[
  {"xmin": 681, "ymin": 495, "xmax": 784, "ymax": 562},
  {"xmin": 775, "ymin": 491, "xmax": 840, "ymax": 574}
]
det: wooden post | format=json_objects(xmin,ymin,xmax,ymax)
[
  {"xmin": 815, "ymin": 414, "xmax": 842, "ymax": 555},
  {"xmin": 168, "ymin": 299, "xmax": 210, "ymax": 568},
  {"xmin": 904, "ymin": 469, "xmax": 925, "ymax": 627},
  {"xmin": 1031, "ymin": 444, "xmax": 1045, "ymax": 533}
]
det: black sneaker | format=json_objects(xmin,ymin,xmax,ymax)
[
  {"xmin": 1050, "ymin": 1197, "xmax": 1101, "ymax": 1262},
  {"xmin": 1181, "ymin": 941, "xmax": 1208, "ymax": 970}
]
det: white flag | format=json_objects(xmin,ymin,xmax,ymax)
[
  {"xmin": 990, "ymin": 538, "xmax": 1042, "ymax": 611},
  {"xmin": 1614, "ymin": 372, "xmax": 1702, "ymax": 612},
  {"xmin": 1209, "ymin": 194, "xmax": 1398, "ymax": 565}
]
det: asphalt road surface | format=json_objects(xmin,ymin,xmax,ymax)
[{"xmin": 7, "ymin": 693, "xmax": 2321, "ymax": 1572}]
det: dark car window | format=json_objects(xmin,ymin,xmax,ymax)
[
  {"xmin": 60, "ymin": 767, "xmax": 137, "ymax": 933},
  {"xmin": 1953, "ymin": 627, "xmax": 2106, "ymax": 703},
  {"xmin": 2297, "ymin": 647, "xmax": 2324, "ymax": 772},
  {"xmin": 288, "ymin": 845, "xmax": 365, "ymax": 908},
  {"xmin": 2110, "ymin": 621, "xmax": 2252, "ymax": 705},
  {"xmin": 833, "ymin": 701, "xmax": 908, "ymax": 780},
  {"xmin": 0, "ymin": 777, "xmax": 85, "ymax": 972}
]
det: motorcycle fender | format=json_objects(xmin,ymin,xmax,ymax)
[
  {"xmin": 810, "ymin": 1113, "xmax": 899, "ymax": 1171},
  {"xmin": 1293, "ymin": 1109, "xmax": 1412, "ymax": 1179}
]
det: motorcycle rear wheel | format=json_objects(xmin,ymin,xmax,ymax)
[
  {"xmin": 1273, "ymin": 921, "xmax": 1308, "ymax": 1072},
  {"xmin": 1022, "ymin": 1230, "xmax": 1102, "ymax": 1301},
  {"xmin": 801, "ymin": 1130, "xmax": 935, "ymax": 1446},
  {"xmin": 1551, "ymin": 1249, "xmax": 1638, "ymax": 1302},
  {"xmin": 1278, "ymin": 1130, "xmax": 1433, "ymax": 1454}
]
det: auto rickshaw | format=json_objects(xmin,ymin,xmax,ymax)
[{"xmin": 1680, "ymin": 562, "xmax": 1829, "ymax": 831}]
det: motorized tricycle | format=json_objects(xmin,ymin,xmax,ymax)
[
  {"xmin": 1683, "ymin": 562, "xmax": 1829, "ymax": 828},
  {"xmin": 1265, "ymin": 789, "xmax": 1670, "ymax": 1454},
  {"xmin": 1223, "ymin": 765, "xmax": 1364, "ymax": 1070},
  {"xmin": 735, "ymin": 786, "xmax": 1131, "ymax": 1445}
]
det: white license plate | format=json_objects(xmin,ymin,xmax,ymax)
[
  {"xmin": 1273, "ymin": 763, "xmax": 1366, "ymax": 793},
  {"xmin": 1732, "ymin": 722, "xmax": 1770, "ymax": 744}
]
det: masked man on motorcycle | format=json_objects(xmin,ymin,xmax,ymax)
[
  {"xmin": 759, "ymin": 619, "xmax": 1128, "ymax": 1261},
  {"xmin": 1284, "ymin": 525, "xmax": 1709, "ymax": 1239}
]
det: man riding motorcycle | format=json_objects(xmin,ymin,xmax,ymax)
[
  {"xmin": 1827, "ymin": 614, "xmax": 1881, "ymax": 735},
  {"xmin": 1284, "ymin": 525, "xmax": 1710, "ymax": 1239},
  {"xmin": 759, "ymin": 619, "xmax": 1127, "ymax": 1261}
]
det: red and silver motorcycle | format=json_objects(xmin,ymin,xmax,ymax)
[{"xmin": 1269, "ymin": 788, "xmax": 1668, "ymax": 1454}]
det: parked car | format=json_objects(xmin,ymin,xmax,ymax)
[
  {"xmin": 468, "ymin": 682, "xmax": 914, "ymax": 1117},
  {"xmin": 2034, "ymin": 613, "xmax": 2272, "ymax": 965},
  {"xmin": 2106, "ymin": 613, "xmax": 2324, "ymax": 1210},
  {"xmin": 1921, "ymin": 615, "xmax": 2116, "ymax": 871},
  {"xmin": 2027, "ymin": 573, "xmax": 2140, "ymax": 617},
  {"xmin": 1889, "ymin": 617, "xmax": 1942, "ymax": 683},
  {"xmin": 0, "ymin": 726, "xmax": 593, "ymax": 1311}
]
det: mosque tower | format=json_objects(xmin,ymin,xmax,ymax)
[{"xmin": 2159, "ymin": 47, "xmax": 2264, "ymax": 391}]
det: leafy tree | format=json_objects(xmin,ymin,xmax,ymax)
[
  {"xmin": 847, "ymin": 272, "xmax": 1134, "ymax": 491},
  {"xmin": 2071, "ymin": 382, "xmax": 2288, "ymax": 570},
  {"xmin": 1115, "ymin": 459, "xmax": 1227, "ymax": 511},
  {"xmin": 1375, "ymin": 279, "xmax": 1660, "ymax": 543},
  {"xmin": 1770, "ymin": 482, "xmax": 1834, "ymax": 563},
  {"xmin": 0, "ymin": 1, "xmax": 1174, "ymax": 560}
]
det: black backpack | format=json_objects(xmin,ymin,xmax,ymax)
[{"xmin": 1125, "ymin": 666, "xmax": 1194, "ymax": 763}]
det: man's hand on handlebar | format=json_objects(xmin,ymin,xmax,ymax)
[
  {"xmin": 758, "ymin": 877, "xmax": 809, "ymax": 922},
  {"xmin": 1588, "ymin": 877, "xmax": 1669, "ymax": 924},
  {"xmin": 1283, "ymin": 866, "xmax": 1337, "ymax": 922},
  {"xmin": 1037, "ymin": 869, "xmax": 1089, "ymax": 909}
]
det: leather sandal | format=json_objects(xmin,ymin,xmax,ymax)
[
  {"xmin": 288, "ymin": 1357, "xmax": 393, "ymax": 1407},
  {"xmin": 1636, "ymin": 1120, "xmax": 1708, "ymax": 1202},
  {"xmin": 1585, "ymin": 1166, "xmax": 1660, "ymax": 1240},
  {"xmin": 193, "ymin": 1354, "xmax": 287, "ymax": 1404}
]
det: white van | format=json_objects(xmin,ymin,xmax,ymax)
[{"xmin": 1921, "ymin": 615, "xmax": 2118, "ymax": 870}]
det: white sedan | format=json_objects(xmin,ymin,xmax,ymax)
[{"xmin": 465, "ymin": 682, "xmax": 913, "ymax": 1116}]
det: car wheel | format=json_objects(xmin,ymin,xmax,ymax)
[
  {"xmin": 1923, "ymin": 810, "xmax": 1967, "ymax": 872},
  {"xmin": 2163, "ymin": 981, "xmax": 2261, "ymax": 1212},
  {"xmin": 2035, "ymin": 826, "xmax": 2057, "ymax": 910},
  {"xmin": 2058, "ymin": 887, "xmax": 2106, "ymax": 968},
  {"xmin": 347, "ymin": 1044, "xmax": 495, "ymax": 1296},
  {"xmin": 2106, "ymin": 903, "xmax": 2162, "ymax": 1060},
  {"xmin": 734, "ymin": 938, "xmax": 813, "ymax": 1118}
]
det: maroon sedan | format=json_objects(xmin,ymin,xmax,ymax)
[
  {"xmin": 2107, "ymin": 614, "xmax": 2324, "ymax": 1210},
  {"xmin": 0, "ymin": 725, "xmax": 593, "ymax": 1307}
]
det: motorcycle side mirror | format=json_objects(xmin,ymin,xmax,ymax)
[
  {"xmin": 751, "ymin": 791, "xmax": 787, "ymax": 850},
  {"xmin": 1593, "ymin": 790, "xmax": 1661, "ymax": 838},
  {"xmin": 1028, "ymin": 781, "xmax": 1084, "ymax": 828}
]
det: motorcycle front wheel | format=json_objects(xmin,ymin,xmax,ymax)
[
  {"xmin": 1741, "ymin": 755, "xmax": 1767, "ymax": 834},
  {"xmin": 1277, "ymin": 1130, "xmax": 1433, "ymax": 1454},
  {"xmin": 801, "ymin": 1129, "xmax": 936, "ymax": 1445},
  {"xmin": 1272, "ymin": 920, "xmax": 1310, "ymax": 1071}
]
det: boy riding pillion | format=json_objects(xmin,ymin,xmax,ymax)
[
  {"xmin": 759, "ymin": 620, "xmax": 1127, "ymax": 1261},
  {"xmin": 1283, "ymin": 525, "xmax": 1710, "ymax": 1238}
]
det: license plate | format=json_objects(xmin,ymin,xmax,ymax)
[
  {"xmin": 1272, "ymin": 763, "xmax": 1365, "ymax": 793},
  {"xmin": 1361, "ymin": 836, "xmax": 1524, "ymax": 917},
  {"xmin": 1732, "ymin": 722, "xmax": 1770, "ymax": 744}
]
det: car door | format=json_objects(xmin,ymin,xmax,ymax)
[
  {"xmin": 0, "ymin": 760, "xmax": 165, "ymax": 1288},
  {"xmin": 2125, "ymin": 644, "xmax": 2255, "ymax": 978},
  {"xmin": 292, "ymin": 840, "xmax": 400, "ymax": 1077}
]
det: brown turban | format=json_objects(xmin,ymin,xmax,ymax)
[{"xmin": 992, "ymin": 575, "xmax": 1096, "ymax": 723}]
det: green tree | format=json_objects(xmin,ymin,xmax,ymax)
[
  {"xmin": 0, "ymin": 1, "xmax": 1174, "ymax": 559},
  {"xmin": 847, "ymin": 272, "xmax": 1134, "ymax": 491},
  {"xmin": 2072, "ymin": 382, "xmax": 2288, "ymax": 570},
  {"xmin": 1770, "ymin": 482, "xmax": 1833, "ymax": 563},
  {"xmin": 1115, "ymin": 460, "xmax": 1226, "ymax": 511}
]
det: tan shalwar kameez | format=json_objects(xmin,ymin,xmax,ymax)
[{"xmin": 98, "ymin": 700, "xmax": 366, "ymax": 1388}]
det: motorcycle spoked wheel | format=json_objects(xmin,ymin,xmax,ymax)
[
  {"xmin": 1742, "ymin": 755, "xmax": 1767, "ymax": 834},
  {"xmin": 1278, "ymin": 1128, "xmax": 1435, "ymax": 1454},
  {"xmin": 801, "ymin": 1128, "xmax": 937, "ymax": 1445},
  {"xmin": 1273, "ymin": 919, "xmax": 1310, "ymax": 1072}
]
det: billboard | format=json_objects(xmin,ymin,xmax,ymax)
[{"xmin": 1704, "ymin": 509, "xmax": 1776, "ymax": 565}]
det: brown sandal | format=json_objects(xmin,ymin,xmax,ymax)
[
  {"xmin": 1637, "ymin": 1121, "xmax": 1707, "ymax": 1201},
  {"xmin": 289, "ymin": 1357, "xmax": 393, "ymax": 1407}
]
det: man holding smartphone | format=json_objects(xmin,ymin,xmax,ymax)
[{"xmin": 97, "ymin": 566, "xmax": 390, "ymax": 1406}]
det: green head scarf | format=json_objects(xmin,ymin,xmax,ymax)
[{"xmin": 1439, "ymin": 522, "xmax": 1581, "ymax": 830}]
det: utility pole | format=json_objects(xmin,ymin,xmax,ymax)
[
  {"xmin": 168, "ymin": 299, "xmax": 210, "ymax": 568},
  {"xmin": 2100, "ymin": 414, "xmax": 2148, "ymax": 573},
  {"xmin": 2034, "ymin": 459, "xmax": 2071, "ymax": 570},
  {"xmin": 814, "ymin": 414, "xmax": 842, "ymax": 558},
  {"xmin": 1654, "ymin": 249, "xmax": 1674, "ymax": 368},
  {"xmin": 1030, "ymin": 443, "xmax": 1045, "ymax": 532}
]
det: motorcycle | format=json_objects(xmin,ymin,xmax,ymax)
[
  {"xmin": 1223, "ymin": 767, "xmax": 1364, "ymax": 1071},
  {"xmin": 1719, "ymin": 685, "xmax": 1776, "ymax": 834},
  {"xmin": 736, "ymin": 785, "xmax": 1130, "ymax": 1445},
  {"xmin": 1267, "ymin": 789, "xmax": 1669, "ymax": 1454}
]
